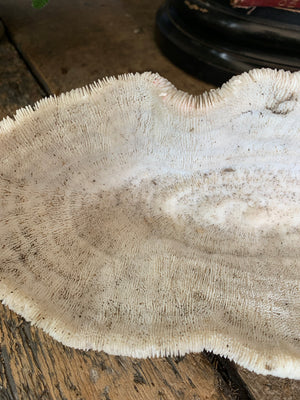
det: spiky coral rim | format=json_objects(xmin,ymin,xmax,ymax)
[
  {"xmin": 1, "ymin": 280, "xmax": 300, "ymax": 379},
  {"xmin": 1, "ymin": 68, "xmax": 300, "ymax": 134}
]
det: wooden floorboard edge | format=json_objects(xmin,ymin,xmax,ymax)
[{"xmin": 0, "ymin": 19, "xmax": 50, "ymax": 96}]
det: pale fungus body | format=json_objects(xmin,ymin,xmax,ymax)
[{"xmin": 0, "ymin": 69, "xmax": 299, "ymax": 379}]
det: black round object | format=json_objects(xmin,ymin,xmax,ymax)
[{"xmin": 156, "ymin": 0, "xmax": 300, "ymax": 85}]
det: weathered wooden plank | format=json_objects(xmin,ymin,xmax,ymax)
[
  {"xmin": 0, "ymin": 0, "xmax": 213, "ymax": 95},
  {"xmin": 0, "ymin": 304, "xmax": 235, "ymax": 400},
  {"xmin": 236, "ymin": 366, "xmax": 300, "ymax": 400}
]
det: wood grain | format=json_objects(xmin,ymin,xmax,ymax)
[
  {"xmin": 0, "ymin": 304, "xmax": 234, "ymax": 400},
  {"xmin": 237, "ymin": 366, "xmax": 300, "ymax": 400}
]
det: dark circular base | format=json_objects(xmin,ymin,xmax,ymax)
[{"xmin": 156, "ymin": 0, "xmax": 300, "ymax": 85}]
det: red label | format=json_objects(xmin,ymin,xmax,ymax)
[{"xmin": 231, "ymin": 0, "xmax": 300, "ymax": 8}]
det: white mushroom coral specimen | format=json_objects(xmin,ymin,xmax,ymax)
[{"xmin": 0, "ymin": 69, "xmax": 299, "ymax": 379}]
